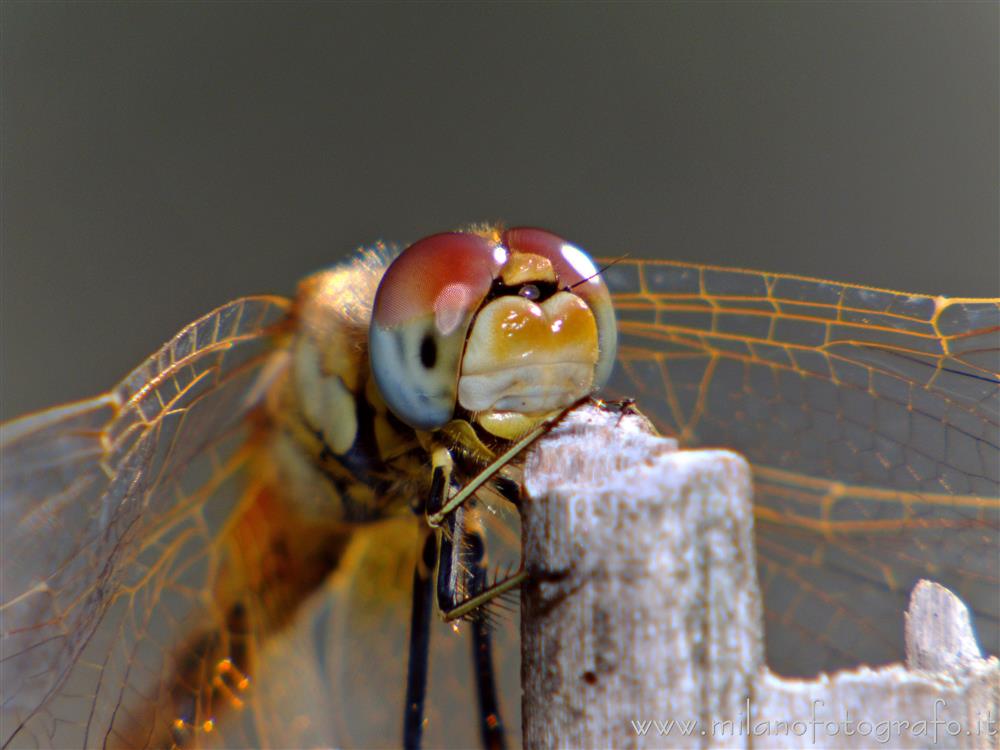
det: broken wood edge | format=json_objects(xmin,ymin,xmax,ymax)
[
  {"xmin": 756, "ymin": 581, "xmax": 999, "ymax": 750},
  {"xmin": 519, "ymin": 402, "xmax": 999, "ymax": 749}
]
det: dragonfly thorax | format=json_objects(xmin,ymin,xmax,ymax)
[{"xmin": 276, "ymin": 251, "xmax": 429, "ymax": 521}]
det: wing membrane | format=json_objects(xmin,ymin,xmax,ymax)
[
  {"xmin": 1, "ymin": 297, "xmax": 291, "ymax": 749},
  {"xmin": 201, "ymin": 509, "xmax": 520, "ymax": 749},
  {"xmin": 601, "ymin": 258, "xmax": 1000, "ymax": 675},
  {"xmin": 5, "ymin": 253, "xmax": 997, "ymax": 748}
]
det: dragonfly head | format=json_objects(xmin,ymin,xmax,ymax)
[{"xmin": 369, "ymin": 226, "xmax": 617, "ymax": 438}]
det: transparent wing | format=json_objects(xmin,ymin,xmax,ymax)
[
  {"xmin": 601, "ymin": 258, "xmax": 1000, "ymax": 675},
  {"xmin": 1, "ymin": 296, "xmax": 292, "ymax": 749},
  {"xmin": 207, "ymin": 512, "xmax": 521, "ymax": 749}
]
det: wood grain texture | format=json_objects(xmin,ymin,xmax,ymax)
[{"xmin": 520, "ymin": 403, "xmax": 999, "ymax": 749}]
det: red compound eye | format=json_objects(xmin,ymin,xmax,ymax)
[
  {"xmin": 370, "ymin": 232, "xmax": 505, "ymax": 430},
  {"xmin": 372, "ymin": 232, "xmax": 504, "ymax": 330}
]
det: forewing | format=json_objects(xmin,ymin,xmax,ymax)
[
  {"xmin": 1, "ymin": 296, "xmax": 292, "ymax": 748},
  {"xmin": 601, "ymin": 259, "xmax": 1000, "ymax": 675}
]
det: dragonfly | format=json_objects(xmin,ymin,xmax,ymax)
[{"xmin": 2, "ymin": 224, "xmax": 997, "ymax": 749}]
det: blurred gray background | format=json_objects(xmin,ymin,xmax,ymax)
[{"xmin": 3, "ymin": 1, "xmax": 997, "ymax": 419}]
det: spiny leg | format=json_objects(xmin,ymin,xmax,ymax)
[
  {"xmin": 467, "ymin": 530, "xmax": 507, "ymax": 750},
  {"xmin": 436, "ymin": 506, "xmax": 510, "ymax": 750},
  {"xmin": 417, "ymin": 404, "xmax": 581, "ymax": 748},
  {"xmin": 435, "ymin": 479, "xmax": 527, "ymax": 622},
  {"xmin": 426, "ymin": 400, "xmax": 585, "ymax": 620},
  {"xmin": 403, "ymin": 530, "xmax": 435, "ymax": 750}
]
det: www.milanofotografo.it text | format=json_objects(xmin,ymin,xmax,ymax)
[{"xmin": 630, "ymin": 699, "xmax": 997, "ymax": 744}]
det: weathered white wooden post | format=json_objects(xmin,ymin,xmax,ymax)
[{"xmin": 521, "ymin": 403, "xmax": 998, "ymax": 749}]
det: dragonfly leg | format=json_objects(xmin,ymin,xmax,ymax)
[
  {"xmin": 440, "ymin": 564, "xmax": 528, "ymax": 622},
  {"xmin": 404, "ymin": 445, "xmax": 457, "ymax": 750},
  {"xmin": 434, "ymin": 503, "xmax": 465, "ymax": 614},
  {"xmin": 403, "ymin": 530, "xmax": 435, "ymax": 750},
  {"xmin": 426, "ymin": 397, "xmax": 589, "ymax": 527},
  {"xmin": 423, "ymin": 445, "xmax": 454, "ymax": 518},
  {"xmin": 467, "ymin": 530, "xmax": 507, "ymax": 750},
  {"xmin": 435, "ymin": 508, "xmax": 507, "ymax": 750},
  {"xmin": 434, "ymin": 463, "xmax": 528, "ymax": 623}
]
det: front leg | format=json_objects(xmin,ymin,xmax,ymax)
[
  {"xmin": 403, "ymin": 530, "xmax": 435, "ymax": 750},
  {"xmin": 403, "ymin": 446, "xmax": 453, "ymax": 750},
  {"xmin": 436, "ymin": 507, "xmax": 507, "ymax": 750}
]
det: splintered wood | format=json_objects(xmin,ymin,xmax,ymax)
[{"xmin": 520, "ymin": 403, "xmax": 999, "ymax": 749}]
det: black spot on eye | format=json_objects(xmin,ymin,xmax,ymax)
[{"xmin": 420, "ymin": 334, "xmax": 437, "ymax": 369}]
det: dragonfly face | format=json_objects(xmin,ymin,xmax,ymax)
[
  {"xmin": 368, "ymin": 226, "xmax": 616, "ymax": 438},
  {"xmin": 1, "ymin": 224, "xmax": 997, "ymax": 749}
]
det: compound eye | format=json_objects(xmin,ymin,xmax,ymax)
[
  {"xmin": 503, "ymin": 227, "xmax": 617, "ymax": 389},
  {"xmin": 369, "ymin": 232, "xmax": 505, "ymax": 430}
]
